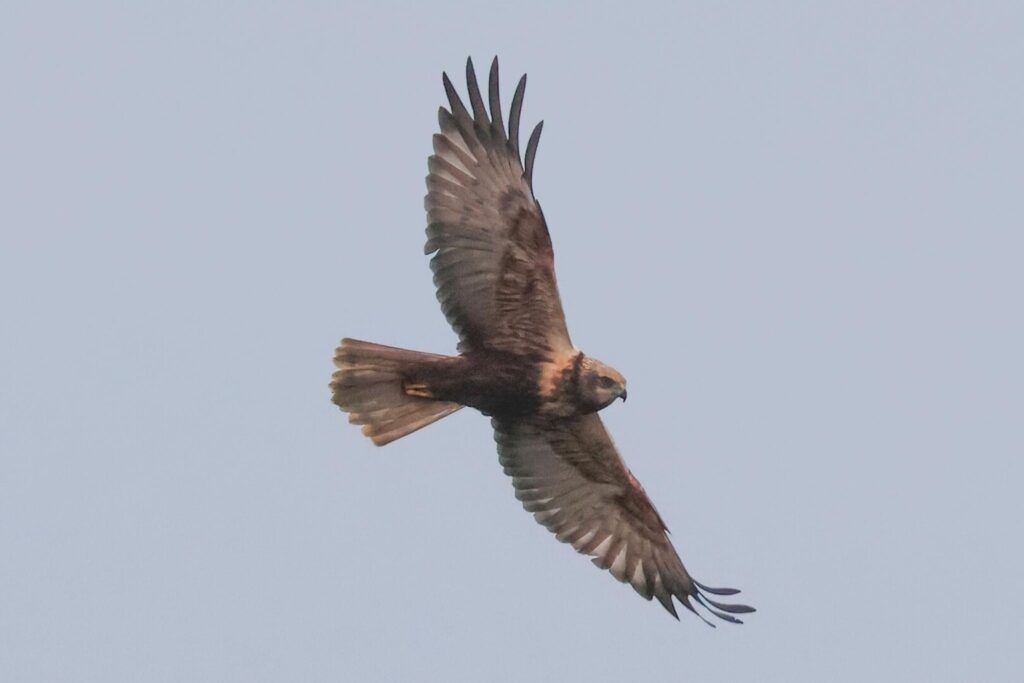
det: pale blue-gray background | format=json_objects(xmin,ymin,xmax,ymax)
[{"xmin": 2, "ymin": 2, "xmax": 1022, "ymax": 681}]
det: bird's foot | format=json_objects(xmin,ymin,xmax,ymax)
[{"xmin": 404, "ymin": 383, "xmax": 435, "ymax": 399}]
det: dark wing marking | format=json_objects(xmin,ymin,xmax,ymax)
[
  {"xmin": 425, "ymin": 57, "xmax": 571, "ymax": 355},
  {"xmin": 493, "ymin": 413, "xmax": 755, "ymax": 624}
]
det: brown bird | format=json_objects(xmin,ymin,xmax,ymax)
[{"xmin": 331, "ymin": 57, "xmax": 754, "ymax": 625}]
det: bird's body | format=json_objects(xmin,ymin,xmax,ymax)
[
  {"xmin": 331, "ymin": 58, "xmax": 753, "ymax": 625},
  {"xmin": 398, "ymin": 348, "xmax": 618, "ymax": 418},
  {"xmin": 402, "ymin": 349, "xmax": 548, "ymax": 416}
]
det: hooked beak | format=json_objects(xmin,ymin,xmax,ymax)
[{"xmin": 619, "ymin": 389, "xmax": 628, "ymax": 403}]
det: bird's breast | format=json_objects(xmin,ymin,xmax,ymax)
[{"xmin": 536, "ymin": 350, "xmax": 584, "ymax": 418}]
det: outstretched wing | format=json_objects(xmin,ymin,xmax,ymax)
[
  {"xmin": 425, "ymin": 57, "xmax": 572, "ymax": 355},
  {"xmin": 493, "ymin": 414, "xmax": 755, "ymax": 625}
]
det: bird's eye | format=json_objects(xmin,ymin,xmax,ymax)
[{"xmin": 599, "ymin": 376, "xmax": 616, "ymax": 389}]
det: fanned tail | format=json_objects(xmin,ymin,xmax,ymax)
[{"xmin": 330, "ymin": 338, "xmax": 462, "ymax": 446}]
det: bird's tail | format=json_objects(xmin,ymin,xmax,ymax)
[{"xmin": 330, "ymin": 338, "xmax": 462, "ymax": 446}]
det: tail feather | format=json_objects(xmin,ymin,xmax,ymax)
[{"xmin": 331, "ymin": 338, "xmax": 462, "ymax": 446}]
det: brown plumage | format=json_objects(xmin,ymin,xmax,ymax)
[{"xmin": 331, "ymin": 57, "xmax": 754, "ymax": 625}]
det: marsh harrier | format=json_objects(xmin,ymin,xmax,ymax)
[{"xmin": 331, "ymin": 58, "xmax": 753, "ymax": 625}]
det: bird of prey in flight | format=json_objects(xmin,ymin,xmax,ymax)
[{"xmin": 331, "ymin": 57, "xmax": 753, "ymax": 625}]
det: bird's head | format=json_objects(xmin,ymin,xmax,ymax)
[{"xmin": 577, "ymin": 355, "xmax": 628, "ymax": 412}]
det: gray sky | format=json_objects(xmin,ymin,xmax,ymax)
[{"xmin": 2, "ymin": 2, "xmax": 1022, "ymax": 681}]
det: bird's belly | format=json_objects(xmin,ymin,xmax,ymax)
[
  {"xmin": 407, "ymin": 353, "xmax": 542, "ymax": 417},
  {"xmin": 447, "ymin": 370, "xmax": 541, "ymax": 417}
]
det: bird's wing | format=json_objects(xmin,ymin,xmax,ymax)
[
  {"xmin": 425, "ymin": 57, "xmax": 572, "ymax": 355},
  {"xmin": 493, "ymin": 413, "xmax": 754, "ymax": 624}
]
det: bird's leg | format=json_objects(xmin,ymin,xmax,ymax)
[{"xmin": 404, "ymin": 382, "xmax": 435, "ymax": 399}]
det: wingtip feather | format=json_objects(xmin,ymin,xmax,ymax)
[
  {"xmin": 523, "ymin": 120, "xmax": 544, "ymax": 189},
  {"xmin": 508, "ymin": 74, "xmax": 527, "ymax": 159}
]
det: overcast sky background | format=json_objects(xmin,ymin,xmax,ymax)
[{"xmin": 2, "ymin": 2, "xmax": 1022, "ymax": 681}]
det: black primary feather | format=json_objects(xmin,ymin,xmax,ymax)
[
  {"xmin": 508, "ymin": 74, "xmax": 527, "ymax": 160},
  {"xmin": 487, "ymin": 57, "xmax": 506, "ymax": 143},
  {"xmin": 464, "ymin": 57, "xmax": 490, "ymax": 132},
  {"xmin": 524, "ymin": 121, "xmax": 543, "ymax": 190}
]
